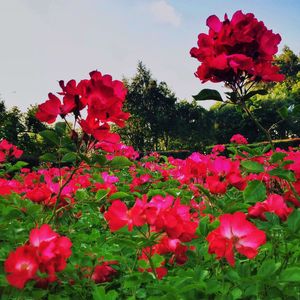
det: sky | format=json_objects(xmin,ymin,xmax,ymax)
[{"xmin": 0, "ymin": 0, "xmax": 300, "ymax": 112}]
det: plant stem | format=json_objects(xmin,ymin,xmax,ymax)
[
  {"xmin": 48, "ymin": 167, "xmax": 79, "ymax": 223},
  {"xmin": 146, "ymin": 247, "xmax": 158, "ymax": 280},
  {"xmin": 241, "ymin": 104, "xmax": 274, "ymax": 150}
]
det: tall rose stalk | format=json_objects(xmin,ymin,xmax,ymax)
[{"xmin": 190, "ymin": 10, "xmax": 285, "ymax": 148}]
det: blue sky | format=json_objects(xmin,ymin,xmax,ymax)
[{"xmin": 0, "ymin": 0, "xmax": 299, "ymax": 111}]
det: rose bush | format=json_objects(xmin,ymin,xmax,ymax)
[
  {"xmin": 0, "ymin": 10, "xmax": 300, "ymax": 300},
  {"xmin": 1, "ymin": 130, "xmax": 300, "ymax": 298}
]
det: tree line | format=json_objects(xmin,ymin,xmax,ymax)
[{"xmin": 1, "ymin": 46, "xmax": 299, "ymax": 156}]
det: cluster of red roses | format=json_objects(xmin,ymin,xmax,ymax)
[
  {"xmin": 248, "ymin": 194, "xmax": 293, "ymax": 221},
  {"xmin": 104, "ymin": 194, "xmax": 198, "ymax": 278},
  {"xmin": 171, "ymin": 152, "xmax": 246, "ymax": 194},
  {"xmin": 23, "ymin": 166, "xmax": 90, "ymax": 207},
  {"xmin": 5, "ymin": 225, "xmax": 72, "ymax": 289},
  {"xmin": 103, "ymin": 193, "xmax": 269, "ymax": 270},
  {"xmin": 0, "ymin": 139, "xmax": 23, "ymax": 163},
  {"xmin": 190, "ymin": 10, "xmax": 285, "ymax": 83},
  {"xmin": 104, "ymin": 195, "xmax": 198, "ymax": 242},
  {"xmin": 99, "ymin": 141, "xmax": 139, "ymax": 160},
  {"xmin": 3, "ymin": 135, "xmax": 300, "ymax": 283},
  {"xmin": 36, "ymin": 71, "xmax": 130, "ymax": 150}
]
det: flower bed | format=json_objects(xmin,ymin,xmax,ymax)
[
  {"xmin": 1, "ymin": 134, "xmax": 300, "ymax": 299},
  {"xmin": 1, "ymin": 9, "xmax": 300, "ymax": 300}
]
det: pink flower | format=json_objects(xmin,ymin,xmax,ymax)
[
  {"xmin": 104, "ymin": 199, "xmax": 146, "ymax": 232},
  {"xmin": 36, "ymin": 93, "xmax": 62, "ymax": 124},
  {"xmin": 0, "ymin": 139, "xmax": 23, "ymax": 162},
  {"xmin": 104, "ymin": 200, "xmax": 131, "ymax": 231},
  {"xmin": 230, "ymin": 134, "xmax": 248, "ymax": 145},
  {"xmin": 91, "ymin": 262, "xmax": 118, "ymax": 283},
  {"xmin": 29, "ymin": 224, "xmax": 58, "ymax": 248},
  {"xmin": 25, "ymin": 185, "xmax": 52, "ymax": 203},
  {"xmin": 248, "ymin": 194, "xmax": 293, "ymax": 221},
  {"xmin": 191, "ymin": 10, "xmax": 284, "ymax": 83},
  {"xmin": 207, "ymin": 212, "xmax": 266, "ymax": 266},
  {"xmin": 5, "ymin": 246, "xmax": 39, "ymax": 289},
  {"xmin": 212, "ymin": 144, "xmax": 225, "ymax": 154},
  {"xmin": 5, "ymin": 224, "xmax": 73, "ymax": 289}
]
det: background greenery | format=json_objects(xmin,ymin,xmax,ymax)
[{"xmin": 1, "ymin": 46, "xmax": 299, "ymax": 156}]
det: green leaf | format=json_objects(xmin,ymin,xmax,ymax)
[
  {"xmin": 92, "ymin": 286, "xmax": 106, "ymax": 300},
  {"xmin": 106, "ymin": 290, "xmax": 119, "ymax": 300},
  {"xmin": 151, "ymin": 254, "xmax": 164, "ymax": 268},
  {"xmin": 237, "ymin": 145, "xmax": 257, "ymax": 156},
  {"xmin": 280, "ymin": 160, "xmax": 294, "ymax": 168},
  {"xmin": 225, "ymin": 91, "xmax": 237, "ymax": 102},
  {"xmin": 61, "ymin": 152, "xmax": 77, "ymax": 163},
  {"xmin": 277, "ymin": 106, "xmax": 289, "ymax": 119},
  {"xmin": 76, "ymin": 189, "xmax": 89, "ymax": 201},
  {"xmin": 7, "ymin": 161, "xmax": 28, "ymax": 173},
  {"xmin": 40, "ymin": 130, "xmax": 60, "ymax": 145},
  {"xmin": 110, "ymin": 192, "xmax": 132, "ymax": 200},
  {"xmin": 226, "ymin": 269, "xmax": 240, "ymax": 282},
  {"xmin": 39, "ymin": 153, "xmax": 57, "ymax": 162},
  {"xmin": 243, "ymin": 180, "xmax": 266, "ymax": 203},
  {"xmin": 280, "ymin": 267, "xmax": 300, "ymax": 282},
  {"xmin": 261, "ymin": 144, "xmax": 272, "ymax": 154},
  {"xmin": 287, "ymin": 209, "xmax": 300, "ymax": 233},
  {"xmin": 198, "ymin": 216, "xmax": 210, "ymax": 236},
  {"xmin": 54, "ymin": 122, "xmax": 67, "ymax": 135},
  {"xmin": 110, "ymin": 156, "xmax": 133, "ymax": 168},
  {"xmin": 91, "ymin": 154, "xmax": 107, "ymax": 165},
  {"xmin": 269, "ymin": 168, "xmax": 296, "ymax": 182},
  {"xmin": 138, "ymin": 259, "xmax": 149, "ymax": 269},
  {"xmin": 165, "ymin": 188, "xmax": 180, "ymax": 197},
  {"xmin": 258, "ymin": 259, "xmax": 280, "ymax": 278},
  {"xmin": 96, "ymin": 189, "xmax": 109, "ymax": 201},
  {"xmin": 241, "ymin": 160, "xmax": 264, "ymax": 173},
  {"xmin": 193, "ymin": 89, "xmax": 223, "ymax": 102},
  {"xmin": 231, "ymin": 288, "xmax": 243, "ymax": 300},
  {"xmin": 244, "ymin": 89, "xmax": 268, "ymax": 100},
  {"xmin": 244, "ymin": 284, "xmax": 258, "ymax": 297},
  {"xmin": 147, "ymin": 189, "xmax": 166, "ymax": 197},
  {"xmin": 270, "ymin": 152, "xmax": 287, "ymax": 163},
  {"xmin": 292, "ymin": 104, "xmax": 300, "ymax": 116},
  {"xmin": 32, "ymin": 290, "xmax": 48, "ymax": 299},
  {"xmin": 265, "ymin": 212, "xmax": 280, "ymax": 225}
]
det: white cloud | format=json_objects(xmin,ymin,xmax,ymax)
[{"xmin": 149, "ymin": 0, "xmax": 181, "ymax": 27}]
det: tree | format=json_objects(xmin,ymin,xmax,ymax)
[
  {"xmin": 170, "ymin": 100, "xmax": 215, "ymax": 151},
  {"xmin": 119, "ymin": 62, "xmax": 177, "ymax": 151},
  {"xmin": 0, "ymin": 101, "xmax": 50, "ymax": 161},
  {"xmin": 211, "ymin": 103, "xmax": 259, "ymax": 144},
  {"xmin": 18, "ymin": 105, "xmax": 49, "ymax": 157},
  {"xmin": 1, "ymin": 106, "xmax": 25, "ymax": 145},
  {"xmin": 275, "ymin": 46, "xmax": 300, "ymax": 81}
]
